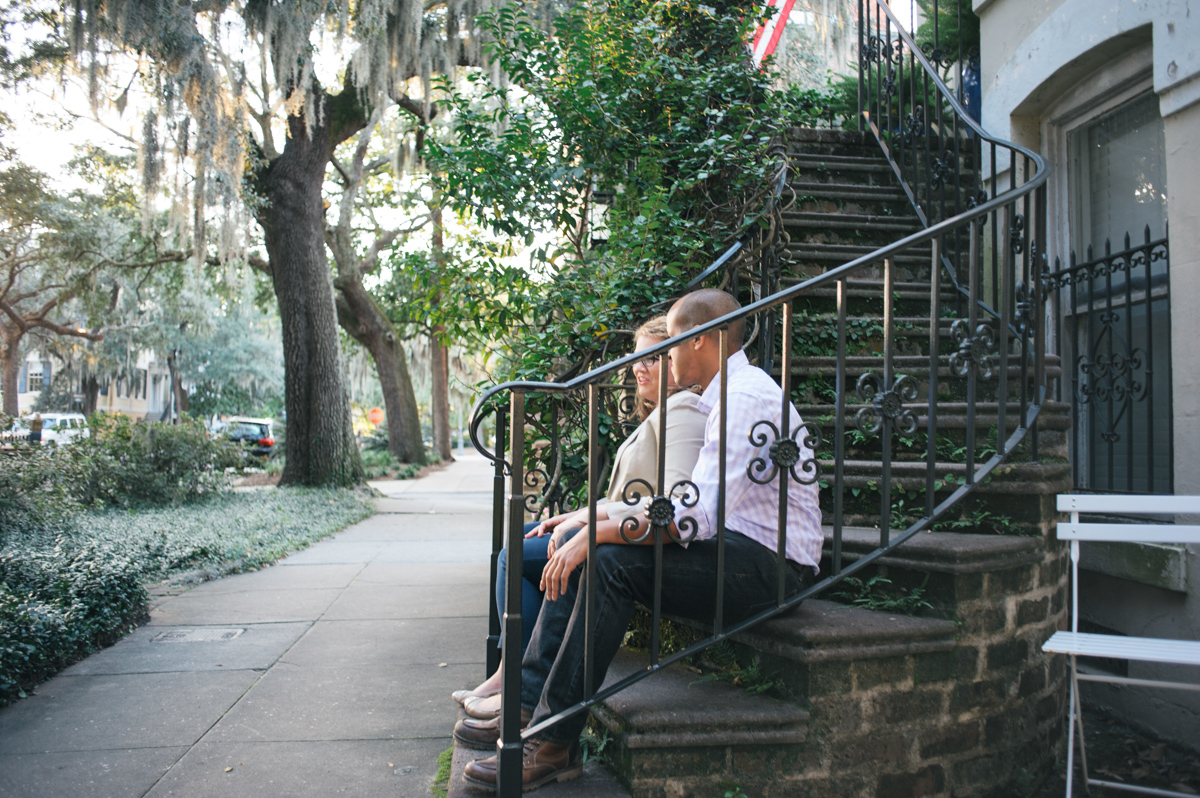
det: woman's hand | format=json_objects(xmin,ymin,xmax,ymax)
[
  {"xmin": 531, "ymin": 509, "xmax": 587, "ymax": 546},
  {"xmin": 541, "ymin": 528, "xmax": 590, "ymax": 602},
  {"xmin": 527, "ymin": 511, "xmax": 571, "ymax": 538}
]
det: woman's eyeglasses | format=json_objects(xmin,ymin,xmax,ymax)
[{"xmin": 634, "ymin": 353, "xmax": 670, "ymax": 370}]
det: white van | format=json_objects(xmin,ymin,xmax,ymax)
[{"xmin": 39, "ymin": 413, "xmax": 90, "ymax": 445}]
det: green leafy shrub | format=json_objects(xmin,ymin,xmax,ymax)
[
  {"xmin": 0, "ymin": 445, "xmax": 83, "ymax": 542},
  {"xmin": 0, "ymin": 542, "xmax": 148, "ymax": 704},
  {"xmin": 66, "ymin": 414, "xmax": 242, "ymax": 507}
]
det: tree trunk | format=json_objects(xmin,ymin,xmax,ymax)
[
  {"xmin": 258, "ymin": 100, "xmax": 364, "ymax": 487},
  {"xmin": 335, "ymin": 280, "xmax": 425, "ymax": 463},
  {"xmin": 429, "ymin": 198, "xmax": 452, "ymax": 461},
  {"xmin": 430, "ymin": 332, "xmax": 451, "ymax": 461},
  {"xmin": 83, "ymin": 373, "xmax": 98, "ymax": 416},
  {"xmin": 1, "ymin": 331, "xmax": 21, "ymax": 417}
]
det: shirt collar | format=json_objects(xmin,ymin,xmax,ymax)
[{"xmin": 697, "ymin": 349, "xmax": 749, "ymax": 413}]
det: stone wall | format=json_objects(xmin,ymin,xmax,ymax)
[{"xmin": 596, "ymin": 481, "xmax": 1069, "ymax": 797}]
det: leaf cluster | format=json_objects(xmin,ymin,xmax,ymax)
[
  {"xmin": 831, "ymin": 573, "xmax": 934, "ymax": 615},
  {"xmin": 426, "ymin": 0, "xmax": 814, "ymax": 382}
]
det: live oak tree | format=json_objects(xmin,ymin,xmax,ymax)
[
  {"xmin": 0, "ymin": 140, "xmax": 187, "ymax": 417},
  {"xmin": 44, "ymin": 0, "xmax": 505, "ymax": 484}
]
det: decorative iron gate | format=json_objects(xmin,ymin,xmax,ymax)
[{"xmin": 1045, "ymin": 229, "xmax": 1173, "ymax": 493}]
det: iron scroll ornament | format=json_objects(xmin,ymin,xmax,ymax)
[
  {"xmin": 930, "ymin": 149, "xmax": 956, "ymax": 190},
  {"xmin": 1077, "ymin": 313, "xmax": 1150, "ymax": 444},
  {"xmin": 747, "ymin": 420, "xmax": 822, "ymax": 486},
  {"xmin": 855, "ymin": 373, "xmax": 919, "ymax": 435},
  {"xmin": 617, "ymin": 477, "xmax": 700, "ymax": 545},
  {"xmin": 949, "ymin": 319, "xmax": 997, "ymax": 379}
]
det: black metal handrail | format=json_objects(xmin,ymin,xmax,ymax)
[{"xmin": 470, "ymin": 2, "xmax": 1050, "ymax": 792}]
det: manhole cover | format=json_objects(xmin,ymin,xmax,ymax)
[{"xmin": 151, "ymin": 628, "xmax": 245, "ymax": 643}]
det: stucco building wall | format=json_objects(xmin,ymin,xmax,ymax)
[{"xmin": 975, "ymin": 0, "xmax": 1200, "ymax": 750}]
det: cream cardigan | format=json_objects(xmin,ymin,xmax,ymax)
[{"xmin": 601, "ymin": 390, "xmax": 707, "ymax": 523}]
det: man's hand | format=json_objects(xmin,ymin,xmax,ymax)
[{"xmin": 540, "ymin": 527, "xmax": 590, "ymax": 601}]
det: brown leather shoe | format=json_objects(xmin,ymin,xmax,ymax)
[
  {"xmin": 453, "ymin": 707, "xmax": 532, "ymax": 751},
  {"xmin": 462, "ymin": 738, "xmax": 582, "ymax": 792}
]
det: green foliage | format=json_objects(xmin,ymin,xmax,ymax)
[
  {"xmin": 0, "ymin": 542, "xmax": 147, "ymax": 705},
  {"xmin": 427, "ymin": 0, "xmax": 815, "ymax": 382},
  {"xmin": 0, "ymin": 487, "xmax": 373, "ymax": 705},
  {"xmin": 359, "ymin": 447, "xmax": 422, "ymax": 480},
  {"xmin": 694, "ymin": 640, "xmax": 787, "ymax": 698},
  {"xmin": 64, "ymin": 414, "xmax": 242, "ymax": 508},
  {"xmin": 0, "ymin": 444, "xmax": 82, "ymax": 538},
  {"xmin": 580, "ymin": 718, "xmax": 613, "ymax": 764},
  {"xmin": 622, "ymin": 607, "xmax": 704, "ymax": 655},
  {"xmin": 914, "ymin": 0, "xmax": 981, "ymax": 62},
  {"xmin": 719, "ymin": 784, "xmax": 750, "ymax": 798},
  {"xmin": 830, "ymin": 573, "xmax": 934, "ymax": 616}
]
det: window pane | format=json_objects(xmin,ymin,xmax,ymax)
[{"xmin": 1069, "ymin": 93, "xmax": 1168, "ymax": 256}]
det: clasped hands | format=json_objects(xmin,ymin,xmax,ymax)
[{"xmin": 526, "ymin": 509, "xmax": 590, "ymax": 602}]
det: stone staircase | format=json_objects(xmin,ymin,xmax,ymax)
[{"xmin": 450, "ymin": 128, "xmax": 1070, "ymax": 797}]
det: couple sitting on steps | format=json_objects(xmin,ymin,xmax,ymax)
[{"xmin": 451, "ymin": 289, "xmax": 824, "ymax": 792}]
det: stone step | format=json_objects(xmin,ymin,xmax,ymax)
[
  {"xmin": 786, "ymin": 242, "xmax": 933, "ymax": 266},
  {"xmin": 593, "ymin": 648, "xmax": 810, "ymax": 797},
  {"xmin": 782, "ymin": 354, "xmax": 1065, "ymax": 380},
  {"xmin": 790, "ymin": 181, "xmax": 908, "ymax": 204},
  {"xmin": 791, "ymin": 153, "xmax": 895, "ymax": 173},
  {"xmin": 782, "ymin": 210, "xmax": 922, "ymax": 235}
]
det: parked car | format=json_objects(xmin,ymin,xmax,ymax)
[
  {"xmin": 224, "ymin": 416, "xmax": 275, "ymax": 459},
  {"xmin": 41, "ymin": 413, "xmax": 89, "ymax": 445}
]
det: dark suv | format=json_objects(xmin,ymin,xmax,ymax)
[{"xmin": 224, "ymin": 416, "xmax": 275, "ymax": 459}]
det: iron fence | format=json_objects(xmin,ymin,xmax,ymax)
[{"xmin": 1044, "ymin": 230, "xmax": 1172, "ymax": 494}]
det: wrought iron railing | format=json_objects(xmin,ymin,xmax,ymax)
[
  {"xmin": 1043, "ymin": 229, "xmax": 1172, "ymax": 494},
  {"xmin": 469, "ymin": 1, "xmax": 1050, "ymax": 792}
]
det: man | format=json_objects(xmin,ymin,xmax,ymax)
[{"xmin": 461, "ymin": 289, "xmax": 823, "ymax": 791}]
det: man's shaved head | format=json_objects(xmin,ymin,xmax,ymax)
[{"xmin": 667, "ymin": 289, "xmax": 744, "ymax": 348}]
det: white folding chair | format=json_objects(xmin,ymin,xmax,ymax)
[{"xmin": 1043, "ymin": 494, "xmax": 1200, "ymax": 797}]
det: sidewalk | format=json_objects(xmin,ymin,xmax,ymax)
[{"xmin": 0, "ymin": 453, "xmax": 496, "ymax": 797}]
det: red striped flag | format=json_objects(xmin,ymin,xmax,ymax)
[{"xmin": 751, "ymin": 0, "xmax": 796, "ymax": 68}]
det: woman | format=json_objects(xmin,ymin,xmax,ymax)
[{"xmin": 452, "ymin": 315, "xmax": 706, "ymax": 716}]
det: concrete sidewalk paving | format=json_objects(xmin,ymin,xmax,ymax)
[{"xmin": 0, "ymin": 453, "xmax": 498, "ymax": 797}]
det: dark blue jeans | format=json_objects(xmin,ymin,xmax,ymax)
[
  {"xmin": 519, "ymin": 529, "xmax": 810, "ymax": 744},
  {"xmin": 496, "ymin": 522, "xmax": 551, "ymax": 655}
]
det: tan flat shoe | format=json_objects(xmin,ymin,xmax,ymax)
[
  {"xmin": 463, "ymin": 692, "xmax": 502, "ymax": 720},
  {"xmin": 451, "ymin": 687, "xmax": 499, "ymax": 706}
]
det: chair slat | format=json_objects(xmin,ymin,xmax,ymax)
[
  {"xmin": 1057, "ymin": 495, "xmax": 1200, "ymax": 515},
  {"xmin": 1056, "ymin": 522, "xmax": 1200, "ymax": 544},
  {"xmin": 1043, "ymin": 632, "xmax": 1200, "ymax": 667}
]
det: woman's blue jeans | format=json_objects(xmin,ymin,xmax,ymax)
[{"xmin": 495, "ymin": 521, "xmax": 551, "ymax": 655}]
